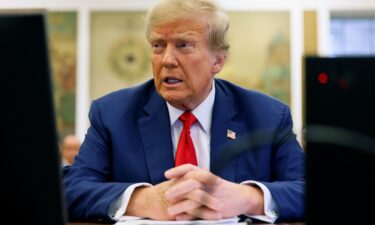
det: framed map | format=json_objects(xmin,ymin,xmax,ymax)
[
  {"xmin": 219, "ymin": 11, "xmax": 291, "ymax": 104},
  {"xmin": 47, "ymin": 12, "xmax": 77, "ymax": 139}
]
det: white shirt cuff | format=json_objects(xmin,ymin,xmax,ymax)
[
  {"xmin": 108, "ymin": 183, "xmax": 152, "ymax": 220},
  {"xmin": 240, "ymin": 180, "xmax": 279, "ymax": 224}
]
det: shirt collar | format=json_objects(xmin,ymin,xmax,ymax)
[{"xmin": 166, "ymin": 80, "xmax": 215, "ymax": 134}]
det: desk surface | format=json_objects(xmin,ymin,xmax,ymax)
[{"xmin": 68, "ymin": 223, "xmax": 305, "ymax": 225}]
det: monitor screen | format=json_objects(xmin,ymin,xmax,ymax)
[
  {"xmin": 304, "ymin": 56, "xmax": 375, "ymax": 225},
  {"xmin": 0, "ymin": 11, "xmax": 67, "ymax": 225}
]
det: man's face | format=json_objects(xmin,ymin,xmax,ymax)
[
  {"xmin": 149, "ymin": 18, "xmax": 224, "ymax": 110},
  {"xmin": 62, "ymin": 137, "xmax": 80, "ymax": 165}
]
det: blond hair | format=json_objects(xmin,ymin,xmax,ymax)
[{"xmin": 145, "ymin": 0, "xmax": 230, "ymax": 52}]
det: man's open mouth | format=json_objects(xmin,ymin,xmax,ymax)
[{"xmin": 164, "ymin": 77, "xmax": 182, "ymax": 84}]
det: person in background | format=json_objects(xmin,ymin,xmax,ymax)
[
  {"xmin": 63, "ymin": 0, "xmax": 305, "ymax": 223},
  {"xmin": 60, "ymin": 134, "xmax": 81, "ymax": 167}
]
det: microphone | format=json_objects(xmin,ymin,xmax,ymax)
[
  {"xmin": 305, "ymin": 124, "xmax": 375, "ymax": 155},
  {"xmin": 213, "ymin": 124, "xmax": 375, "ymax": 174},
  {"xmin": 212, "ymin": 128, "xmax": 287, "ymax": 174}
]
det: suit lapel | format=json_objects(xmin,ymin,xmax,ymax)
[
  {"xmin": 210, "ymin": 82, "xmax": 243, "ymax": 182},
  {"xmin": 137, "ymin": 89, "xmax": 175, "ymax": 184}
]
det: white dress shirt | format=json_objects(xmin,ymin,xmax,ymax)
[{"xmin": 109, "ymin": 81, "xmax": 278, "ymax": 223}]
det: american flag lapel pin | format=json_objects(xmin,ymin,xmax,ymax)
[{"xmin": 227, "ymin": 129, "xmax": 236, "ymax": 140}]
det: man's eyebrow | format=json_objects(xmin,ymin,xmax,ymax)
[
  {"xmin": 148, "ymin": 32, "xmax": 165, "ymax": 41},
  {"xmin": 174, "ymin": 32, "xmax": 198, "ymax": 39},
  {"xmin": 149, "ymin": 35, "xmax": 163, "ymax": 42},
  {"xmin": 149, "ymin": 31, "xmax": 198, "ymax": 41}
]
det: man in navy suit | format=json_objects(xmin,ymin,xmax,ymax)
[{"xmin": 63, "ymin": 0, "xmax": 305, "ymax": 223}]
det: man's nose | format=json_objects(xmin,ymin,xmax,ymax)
[{"xmin": 162, "ymin": 45, "xmax": 178, "ymax": 68}]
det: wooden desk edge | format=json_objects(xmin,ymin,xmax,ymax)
[{"xmin": 68, "ymin": 223, "xmax": 305, "ymax": 225}]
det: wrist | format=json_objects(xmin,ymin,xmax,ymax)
[
  {"xmin": 125, "ymin": 186, "xmax": 151, "ymax": 217},
  {"xmin": 242, "ymin": 184, "xmax": 265, "ymax": 215}
]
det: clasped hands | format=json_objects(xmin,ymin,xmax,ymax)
[{"xmin": 126, "ymin": 164, "xmax": 264, "ymax": 221}]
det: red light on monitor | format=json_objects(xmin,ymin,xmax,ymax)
[{"xmin": 318, "ymin": 72, "xmax": 329, "ymax": 84}]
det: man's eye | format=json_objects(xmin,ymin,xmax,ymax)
[
  {"xmin": 178, "ymin": 42, "xmax": 193, "ymax": 48},
  {"xmin": 152, "ymin": 43, "xmax": 163, "ymax": 48},
  {"xmin": 151, "ymin": 42, "xmax": 165, "ymax": 53}
]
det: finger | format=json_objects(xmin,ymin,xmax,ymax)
[
  {"xmin": 175, "ymin": 213, "xmax": 196, "ymax": 221},
  {"xmin": 186, "ymin": 207, "xmax": 222, "ymax": 221},
  {"xmin": 183, "ymin": 169, "xmax": 221, "ymax": 186},
  {"xmin": 167, "ymin": 199, "xmax": 201, "ymax": 216},
  {"xmin": 165, "ymin": 179, "xmax": 204, "ymax": 201},
  {"xmin": 185, "ymin": 189, "xmax": 223, "ymax": 211},
  {"xmin": 168, "ymin": 188, "xmax": 223, "ymax": 211},
  {"xmin": 165, "ymin": 164, "xmax": 198, "ymax": 179}
]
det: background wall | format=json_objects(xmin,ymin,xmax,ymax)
[
  {"xmin": 89, "ymin": 11, "xmax": 151, "ymax": 100},
  {"xmin": 1, "ymin": 0, "xmax": 375, "ymax": 144}
]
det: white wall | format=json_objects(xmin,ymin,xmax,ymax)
[{"xmin": 2, "ymin": 0, "xmax": 375, "ymax": 142}]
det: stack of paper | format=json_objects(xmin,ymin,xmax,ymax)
[{"xmin": 115, "ymin": 216, "xmax": 241, "ymax": 225}]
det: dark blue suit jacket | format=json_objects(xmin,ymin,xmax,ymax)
[{"xmin": 63, "ymin": 79, "xmax": 305, "ymax": 223}]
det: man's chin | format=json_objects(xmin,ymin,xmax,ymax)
[
  {"xmin": 163, "ymin": 96, "xmax": 192, "ymax": 111},
  {"xmin": 164, "ymin": 97, "xmax": 184, "ymax": 107}
]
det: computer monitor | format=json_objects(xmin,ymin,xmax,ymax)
[
  {"xmin": 304, "ymin": 56, "xmax": 375, "ymax": 225},
  {"xmin": 0, "ymin": 11, "xmax": 67, "ymax": 225}
]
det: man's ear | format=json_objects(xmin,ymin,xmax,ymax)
[{"xmin": 212, "ymin": 52, "xmax": 227, "ymax": 74}]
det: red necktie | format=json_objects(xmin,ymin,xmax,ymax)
[{"xmin": 175, "ymin": 111, "xmax": 198, "ymax": 166}]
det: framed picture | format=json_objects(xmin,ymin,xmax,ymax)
[
  {"xmin": 47, "ymin": 12, "xmax": 77, "ymax": 139},
  {"xmin": 90, "ymin": 11, "xmax": 152, "ymax": 100},
  {"xmin": 220, "ymin": 11, "xmax": 291, "ymax": 104}
]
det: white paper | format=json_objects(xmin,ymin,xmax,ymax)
[{"xmin": 115, "ymin": 216, "xmax": 240, "ymax": 225}]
